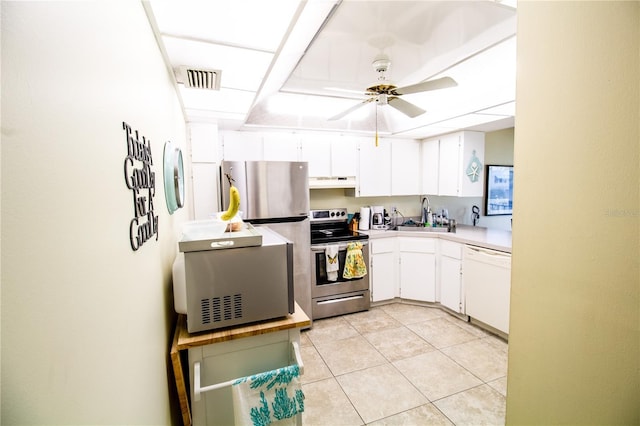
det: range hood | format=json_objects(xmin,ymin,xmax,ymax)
[{"xmin": 309, "ymin": 176, "xmax": 356, "ymax": 189}]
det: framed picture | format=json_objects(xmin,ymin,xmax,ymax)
[{"xmin": 485, "ymin": 165, "xmax": 514, "ymax": 216}]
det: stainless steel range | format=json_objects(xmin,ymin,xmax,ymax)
[{"xmin": 310, "ymin": 208, "xmax": 370, "ymax": 319}]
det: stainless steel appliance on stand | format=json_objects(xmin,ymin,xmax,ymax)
[
  {"xmin": 310, "ymin": 208, "xmax": 370, "ymax": 319},
  {"xmin": 221, "ymin": 160, "xmax": 312, "ymax": 320},
  {"xmin": 173, "ymin": 224, "xmax": 294, "ymax": 333}
]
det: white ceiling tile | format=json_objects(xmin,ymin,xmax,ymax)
[
  {"xmin": 179, "ymin": 86, "xmax": 255, "ymax": 114},
  {"xmin": 149, "ymin": 0, "xmax": 301, "ymax": 52},
  {"xmin": 477, "ymin": 102, "xmax": 516, "ymax": 116}
]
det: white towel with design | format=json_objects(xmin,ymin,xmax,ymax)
[
  {"xmin": 325, "ymin": 244, "xmax": 339, "ymax": 281},
  {"xmin": 232, "ymin": 364, "xmax": 304, "ymax": 426}
]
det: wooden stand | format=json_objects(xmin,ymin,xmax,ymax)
[{"xmin": 170, "ymin": 304, "xmax": 311, "ymax": 426}]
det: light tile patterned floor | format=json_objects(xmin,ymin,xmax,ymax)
[{"xmin": 300, "ymin": 302, "xmax": 508, "ymax": 425}]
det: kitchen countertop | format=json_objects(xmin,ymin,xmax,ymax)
[
  {"xmin": 173, "ymin": 302, "xmax": 311, "ymax": 350},
  {"xmin": 363, "ymin": 224, "xmax": 512, "ymax": 253}
]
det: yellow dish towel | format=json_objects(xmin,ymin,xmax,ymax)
[{"xmin": 343, "ymin": 242, "xmax": 367, "ymax": 279}]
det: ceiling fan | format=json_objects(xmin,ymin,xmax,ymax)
[{"xmin": 329, "ymin": 54, "xmax": 458, "ymax": 121}]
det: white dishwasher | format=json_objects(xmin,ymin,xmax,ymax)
[{"xmin": 463, "ymin": 246, "xmax": 512, "ymax": 334}]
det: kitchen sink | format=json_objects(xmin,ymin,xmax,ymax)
[{"xmin": 393, "ymin": 225, "xmax": 450, "ymax": 233}]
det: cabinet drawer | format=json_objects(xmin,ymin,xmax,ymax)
[
  {"xmin": 440, "ymin": 240, "xmax": 462, "ymax": 259},
  {"xmin": 398, "ymin": 237, "xmax": 436, "ymax": 253},
  {"xmin": 371, "ymin": 238, "xmax": 396, "ymax": 254}
]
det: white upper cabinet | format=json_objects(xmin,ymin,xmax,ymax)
[
  {"xmin": 263, "ymin": 133, "xmax": 300, "ymax": 161},
  {"xmin": 391, "ymin": 139, "xmax": 421, "ymax": 196},
  {"xmin": 330, "ymin": 136, "xmax": 358, "ymax": 177},
  {"xmin": 300, "ymin": 135, "xmax": 331, "ymax": 177},
  {"xmin": 190, "ymin": 124, "xmax": 219, "ymax": 163},
  {"xmin": 423, "ymin": 131, "xmax": 485, "ymax": 197},
  {"xmin": 300, "ymin": 134, "xmax": 358, "ymax": 179},
  {"xmin": 357, "ymin": 137, "xmax": 422, "ymax": 197},
  {"xmin": 421, "ymin": 138, "xmax": 439, "ymax": 195},
  {"xmin": 357, "ymin": 137, "xmax": 392, "ymax": 196},
  {"xmin": 221, "ymin": 131, "xmax": 263, "ymax": 161}
]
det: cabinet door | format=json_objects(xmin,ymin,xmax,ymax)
[
  {"xmin": 400, "ymin": 252, "xmax": 436, "ymax": 302},
  {"xmin": 391, "ymin": 139, "xmax": 421, "ymax": 195},
  {"xmin": 370, "ymin": 238, "xmax": 397, "ymax": 302},
  {"xmin": 263, "ymin": 133, "xmax": 300, "ymax": 161},
  {"xmin": 357, "ymin": 137, "xmax": 392, "ymax": 196},
  {"xmin": 440, "ymin": 256, "xmax": 462, "ymax": 312},
  {"xmin": 439, "ymin": 240, "xmax": 463, "ymax": 312},
  {"xmin": 421, "ymin": 138, "xmax": 439, "ymax": 195},
  {"xmin": 458, "ymin": 131, "xmax": 485, "ymax": 197},
  {"xmin": 331, "ymin": 137, "xmax": 358, "ymax": 177},
  {"xmin": 222, "ymin": 131, "xmax": 263, "ymax": 161},
  {"xmin": 300, "ymin": 135, "xmax": 331, "ymax": 177},
  {"xmin": 191, "ymin": 163, "xmax": 219, "ymax": 221},
  {"xmin": 438, "ymin": 133, "xmax": 461, "ymax": 196},
  {"xmin": 398, "ymin": 238, "xmax": 436, "ymax": 302},
  {"xmin": 190, "ymin": 124, "xmax": 219, "ymax": 163},
  {"xmin": 435, "ymin": 131, "xmax": 485, "ymax": 197}
]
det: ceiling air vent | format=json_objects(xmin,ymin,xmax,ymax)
[{"xmin": 176, "ymin": 66, "xmax": 221, "ymax": 90}]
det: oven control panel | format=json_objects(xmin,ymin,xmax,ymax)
[{"xmin": 310, "ymin": 208, "xmax": 348, "ymax": 222}]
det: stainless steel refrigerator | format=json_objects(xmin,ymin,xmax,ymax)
[{"xmin": 220, "ymin": 160, "xmax": 311, "ymax": 320}]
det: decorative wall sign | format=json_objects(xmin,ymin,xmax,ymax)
[
  {"xmin": 163, "ymin": 141, "xmax": 184, "ymax": 214},
  {"xmin": 466, "ymin": 149, "xmax": 483, "ymax": 183},
  {"xmin": 123, "ymin": 122, "xmax": 159, "ymax": 251}
]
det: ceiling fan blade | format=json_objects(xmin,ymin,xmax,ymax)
[
  {"xmin": 329, "ymin": 98, "xmax": 375, "ymax": 121},
  {"xmin": 394, "ymin": 76, "xmax": 458, "ymax": 95},
  {"xmin": 388, "ymin": 97, "xmax": 426, "ymax": 118}
]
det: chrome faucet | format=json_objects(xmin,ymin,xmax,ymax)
[{"xmin": 420, "ymin": 196, "xmax": 431, "ymax": 224}]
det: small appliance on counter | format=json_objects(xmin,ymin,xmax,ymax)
[
  {"xmin": 173, "ymin": 222, "xmax": 294, "ymax": 333},
  {"xmin": 370, "ymin": 205, "xmax": 386, "ymax": 229}
]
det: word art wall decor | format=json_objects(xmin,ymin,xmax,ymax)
[{"xmin": 123, "ymin": 122, "xmax": 159, "ymax": 251}]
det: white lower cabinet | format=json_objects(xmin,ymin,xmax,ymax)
[
  {"xmin": 370, "ymin": 235, "xmax": 511, "ymax": 336},
  {"xmin": 369, "ymin": 237, "xmax": 397, "ymax": 302},
  {"xmin": 398, "ymin": 237, "xmax": 436, "ymax": 302},
  {"xmin": 439, "ymin": 240, "xmax": 464, "ymax": 313}
]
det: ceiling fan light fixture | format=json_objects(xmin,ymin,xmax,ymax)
[
  {"xmin": 372, "ymin": 54, "xmax": 391, "ymax": 74},
  {"xmin": 328, "ymin": 55, "xmax": 456, "ymax": 122}
]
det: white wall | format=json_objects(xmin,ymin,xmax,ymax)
[
  {"xmin": 1, "ymin": 2, "xmax": 187, "ymax": 424},
  {"xmin": 507, "ymin": 2, "xmax": 639, "ymax": 424}
]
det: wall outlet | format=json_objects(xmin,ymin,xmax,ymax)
[{"xmin": 391, "ymin": 206, "xmax": 397, "ymax": 214}]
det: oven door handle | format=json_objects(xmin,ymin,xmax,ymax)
[{"xmin": 311, "ymin": 241, "xmax": 368, "ymax": 252}]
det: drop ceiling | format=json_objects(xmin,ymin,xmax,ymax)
[{"xmin": 144, "ymin": 0, "xmax": 517, "ymax": 139}]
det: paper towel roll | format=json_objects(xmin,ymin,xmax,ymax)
[{"xmin": 359, "ymin": 207, "xmax": 370, "ymax": 230}]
